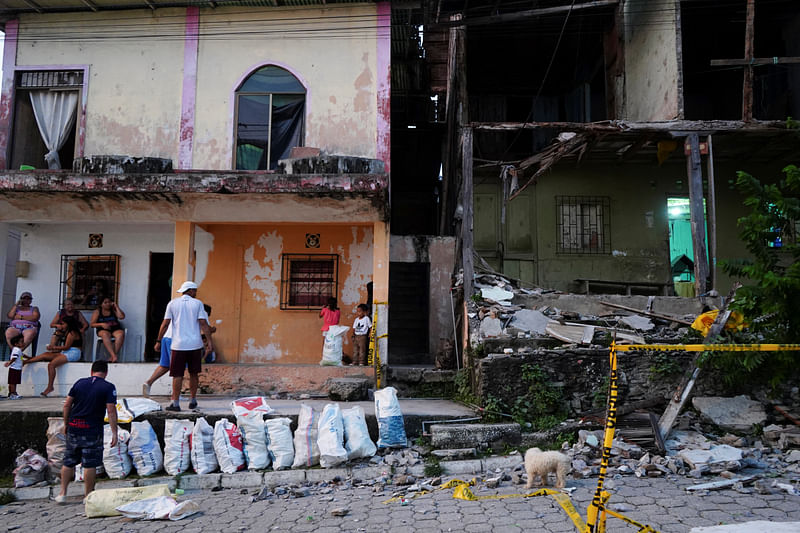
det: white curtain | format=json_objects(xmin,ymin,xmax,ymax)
[{"xmin": 29, "ymin": 90, "xmax": 79, "ymax": 169}]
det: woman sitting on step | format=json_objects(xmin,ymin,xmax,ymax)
[{"xmin": 24, "ymin": 315, "xmax": 83, "ymax": 397}]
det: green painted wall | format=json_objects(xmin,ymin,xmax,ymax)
[{"xmin": 473, "ymin": 158, "xmax": 789, "ymax": 294}]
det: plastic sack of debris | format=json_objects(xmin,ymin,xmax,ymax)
[
  {"xmin": 230, "ymin": 396, "xmax": 273, "ymax": 418},
  {"xmin": 292, "ymin": 404, "xmax": 321, "ymax": 468},
  {"xmin": 164, "ymin": 419, "xmax": 194, "ymax": 476},
  {"xmin": 84, "ymin": 483, "xmax": 171, "ymax": 518},
  {"xmin": 116, "ymin": 495, "xmax": 200, "ymax": 521},
  {"xmin": 374, "ymin": 387, "xmax": 407, "ymax": 448},
  {"xmin": 191, "ymin": 417, "xmax": 218, "ymax": 474},
  {"xmin": 318, "ymin": 403, "xmax": 348, "ymax": 468},
  {"xmin": 237, "ymin": 412, "xmax": 270, "ymax": 470},
  {"xmin": 129, "ymin": 421, "xmax": 164, "ymax": 476},
  {"xmin": 103, "ymin": 425, "xmax": 132, "ymax": 479},
  {"xmin": 320, "ymin": 325, "xmax": 350, "ymax": 366},
  {"xmin": 213, "ymin": 418, "xmax": 246, "ymax": 473},
  {"xmin": 13, "ymin": 448, "xmax": 48, "ymax": 488},
  {"xmin": 46, "ymin": 417, "xmax": 66, "ymax": 479},
  {"xmin": 75, "ymin": 462, "xmax": 105, "ymax": 481},
  {"xmin": 342, "ymin": 406, "xmax": 377, "ymax": 459},
  {"xmin": 265, "ymin": 417, "xmax": 294, "ymax": 470},
  {"xmin": 106, "ymin": 397, "xmax": 162, "ymax": 424}
]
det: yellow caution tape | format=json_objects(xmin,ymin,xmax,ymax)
[{"xmin": 616, "ymin": 343, "xmax": 800, "ymax": 352}]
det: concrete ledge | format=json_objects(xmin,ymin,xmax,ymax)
[
  {"xmin": 483, "ymin": 455, "xmax": 523, "ymax": 471},
  {"xmin": 177, "ymin": 473, "xmax": 221, "ymax": 491},
  {"xmin": 430, "ymin": 423, "xmax": 521, "ymax": 448},
  {"xmin": 305, "ymin": 467, "xmax": 348, "ymax": 483},
  {"xmin": 263, "ymin": 470, "xmax": 306, "ymax": 488},
  {"xmin": 220, "ymin": 471, "xmax": 263, "ymax": 488},
  {"xmin": 441, "ymin": 459, "xmax": 483, "ymax": 475}
]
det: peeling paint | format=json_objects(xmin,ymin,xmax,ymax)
[
  {"xmin": 340, "ymin": 226, "xmax": 373, "ymax": 306},
  {"xmin": 194, "ymin": 225, "xmax": 214, "ymax": 286},
  {"xmin": 243, "ymin": 337, "xmax": 283, "ymax": 361},
  {"xmin": 243, "ymin": 231, "xmax": 283, "ymax": 307},
  {"xmin": 353, "ymin": 52, "xmax": 373, "ymax": 113}
]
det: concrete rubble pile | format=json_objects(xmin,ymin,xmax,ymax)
[{"xmin": 469, "ymin": 273, "xmax": 694, "ymax": 348}]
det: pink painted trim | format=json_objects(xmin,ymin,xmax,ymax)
[
  {"xmin": 179, "ymin": 6, "xmax": 200, "ymax": 170},
  {"xmin": 0, "ymin": 20, "xmax": 19, "ymax": 169},
  {"xmin": 9, "ymin": 64, "xmax": 89, "ymax": 161},
  {"xmin": 376, "ymin": 2, "xmax": 391, "ymax": 174},
  {"xmin": 228, "ymin": 60, "xmax": 310, "ymax": 169}
]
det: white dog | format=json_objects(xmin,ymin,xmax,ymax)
[{"xmin": 524, "ymin": 447, "xmax": 570, "ymax": 489}]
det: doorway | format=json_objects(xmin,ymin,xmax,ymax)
[
  {"xmin": 145, "ymin": 253, "xmax": 173, "ymax": 362},
  {"xmin": 667, "ymin": 197, "xmax": 707, "ymax": 297},
  {"xmin": 388, "ymin": 262, "xmax": 429, "ymax": 365}
]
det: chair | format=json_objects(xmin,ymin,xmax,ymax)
[{"xmin": 91, "ymin": 328, "xmax": 127, "ymax": 362}]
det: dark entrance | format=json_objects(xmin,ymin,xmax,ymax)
[
  {"xmin": 145, "ymin": 252, "xmax": 173, "ymax": 362},
  {"xmin": 388, "ymin": 262, "xmax": 429, "ymax": 364}
]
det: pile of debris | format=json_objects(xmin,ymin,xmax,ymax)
[{"xmin": 468, "ymin": 272, "xmax": 699, "ymax": 350}]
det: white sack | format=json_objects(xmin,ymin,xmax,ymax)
[
  {"xmin": 291, "ymin": 404, "xmax": 320, "ymax": 468},
  {"xmin": 190, "ymin": 417, "xmax": 218, "ymax": 474},
  {"xmin": 320, "ymin": 325, "xmax": 350, "ymax": 366},
  {"xmin": 75, "ymin": 462, "xmax": 105, "ymax": 482},
  {"xmin": 129, "ymin": 421, "xmax": 163, "ymax": 476},
  {"xmin": 103, "ymin": 425, "xmax": 132, "ymax": 479},
  {"xmin": 231, "ymin": 396, "xmax": 273, "ymax": 417},
  {"xmin": 317, "ymin": 403, "xmax": 347, "ymax": 468},
  {"xmin": 374, "ymin": 387, "xmax": 407, "ymax": 448},
  {"xmin": 163, "ymin": 419, "xmax": 194, "ymax": 476},
  {"xmin": 265, "ymin": 417, "xmax": 294, "ymax": 470},
  {"xmin": 46, "ymin": 417, "xmax": 66, "ymax": 477},
  {"xmin": 237, "ymin": 412, "xmax": 270, "ymax": 470},
  {"xmin": 213, "ymin": 419, "xmax": 246, "ymax": 473},
  {"xmin": 342, "ymin": 406, "xmax": 377, "ymax": 459},
  {"xmin": 84, "ymin": 484, "xmax": 170, "ymax": 518},
  {"xmin": 13, "ymin": 448, "xmax": 47, "ymax": 488}
]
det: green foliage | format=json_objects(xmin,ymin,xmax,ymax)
[
  {"xmin": 649, "ymin": 353, "xmax": 682, "ymax": 380},
  {"xmin": 454, "ymin": 368, "xmax": 477, "ymax": 404},
  {"xmin": 424, "ymin": 456, "xmax": 443, "ymax": 477},
  {"xmin": 482, "ymin": 394, "xmax": 508, "ymax": 423},
  {"xmin": 470, "ymin": 293, "xmax": 483, "ymax": 303},
  {"xmin": 506, "ymin": 364, "xmax": 566, "ymax": 430},
  {"xmin": 0, "ymin": 489, "xmax": 16, "ymax": 505},
  {"xmin": 717, "ymin": 166, "xmax": 800, "ymax": 387}
]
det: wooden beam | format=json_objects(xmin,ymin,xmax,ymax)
[
  {"xmin": 743, "ymin": 0, "xmax": 755, "ymax": 121},
  {"xmin": 711, "ymin": 56, "xmax": 800, "ymax": 66},
  {"xmin": 470, "ymin": 119, "xmax": 788, "ymax": 133},
  {"xmin": 685, "ymin": 133, "xmax": 709, "ymax": 295},
  {"xmin": 706, "ymin": 135, "xmax": 717, "ymax": 290},
  {"xmin": 438, "ymin": 13, "xmax": 463, "ymax": 236},
  {"xmin": 618, "ymin": 135, "xmax": 651, "ymax": 162},
  {"xmin": 80, "ymin": 0, "xmax": 98, "ymax": 11},
  {"xmin": 435, "ymin": 0, "xmax": 618, "ymax": 27},
  {"xmin": 461, "ymin": 127, "xmax": 474, "ymax": 301}
]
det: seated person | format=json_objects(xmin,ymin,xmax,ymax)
[
  {"xmin": 90, "ymin": 297, "xmax": 125, "ymax": 363},
  {"xmin": 24, "ymin": 315, "xmax": 83, "ymax": 397},
  {"xmin": 49, "ymin": 298, "xmax": 89, "ymax": 347},
  {"xmin": 5, "ymin": 292, "xmax": 40, "ymax": 351}
]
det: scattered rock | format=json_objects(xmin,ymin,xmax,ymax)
[
  {"xmin": 291, "ymin": 487, "xmax": 311, "ymax": 498},
  {"xmin": 330, "ymin": 507, "xmax": 350, "ymax": 517},
  {"xmin": 485, "ymin": 476, "xmax": 501, "ymax": 489}
]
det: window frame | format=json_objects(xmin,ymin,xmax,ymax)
[
  {"xmin": 233, "ymin": 65, "xmax": 307, "ymax": 171},
  {"xmin": 60, "ymin": 254, "xmax": 121, "ymax": 311},
  {"xmin": 555, "ymin": 195, "xmax": 611, "ymax": 255},
  {"xmin": 279, "ymin": 254, "xmax": 338, "ymax": 311}
]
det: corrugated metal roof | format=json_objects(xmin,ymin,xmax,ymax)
[{"xmin": 0, "ymin": 0, "xmax": 374, "ymax": 17}]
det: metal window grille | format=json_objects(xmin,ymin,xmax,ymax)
[
  {"xmin": 60, "ymin": 254, "xmax": 120, "ymax": 310},
  {"xmin": 280, "ymin": 254, "xmax": 338, "ymax": 310},
  {"xmin": 556, "ymin": 196, "xmax": 611, "ymax": 254},
  {"xmin": 17, "ymin": 70, "xmax": 83, "ymax": 89}
]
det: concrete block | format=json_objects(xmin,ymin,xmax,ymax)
[
  {"xmin": 348, "ymin": 465, "xmax": 384, "ymax": 481},
  {"xmin": 305, "ymin": 467, "xmax": 348, "ymax": 483},
  {"xmin": 178, "ymin": 473, "xmax": 221, "ymax": 490},
  {"xmin": 11, "ymin": 485, "xmax": 51, "ymax": 500},
  {"xmin": 262, "ymin": 469, "xmax": 306, "ymax": 488},
  {"xmin": 483, "ymin": 455, "xmax": 523, "ymax": 472},
  {"xmin": 441, "ymin": 459, "xmax": 482, "ymax": 475},
  {"xmin": 135, "ymin": 477, "xmax": 177, "ymax": 491},
  {"xmin": 405, "ymin": 464, "xmax": 426, "ymax": 477},
  {"xmin": 431, "ymin": 448, "xmax": 477, "ymax": 460},
  {"xmin": 430, "ymin": 423, "xmax": 521, "ymax": 448},
  {"xmin": 327, "ymin": 377, "xmax": 369, "ymax": 402},
  {"xmin": 692, "ymin": 395, "xmax": 767, "ymax": 433},
  {"xmin": 420, "ymin": 369, "xmax": 456, "ymax": 383},
  {"xmin": 220, "ymin": 471, "xmax": 263, "ymax": 489}
]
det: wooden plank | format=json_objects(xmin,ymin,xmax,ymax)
[
  {"xmin": 711, "ymin": 57, "xmax": 800, "ymax": 66},
  {"xmin": 438, "ymin": 14, "xmax": 460, "ymax": 236},
  {"xmin": 685, "ymin": 133, "xmax": 709, "ymax": 295},
  {"xmin": 706, "ymin": 135, "xmax": 717, "ymax": 290},
  {"xmin": 469, "ymin": 119, "xmax": 788, "ymax": 133},
  {"xmin": 743, "ymin": 0, "xmax": 755, "ymax": 121},
  {"xmin": 461, "ymin": 127, "xmax": 474, "ymax": 302},
  {"xmin": 433, "ymin": 0, "xmax": 618, "ymax": 27},
  {"xmin": 599, "ymin": 301, "xmax": 693, "ymax": 326},
  {"xmin": 685, "ymin": 476, "xmax": 759, "ymax": 492}
]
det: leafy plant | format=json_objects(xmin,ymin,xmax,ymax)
[
  {"xmin": 482, "ymin": 394, "xmax": 509, "ymax": 423},
  {"xmin": 424, "ymin": 456, "xmax": 442, "ymax": 477},
  {"xmin": 649, "ymin": 353, "xmax": 682, "ymax": 380},
  {"xmin": 716, "ymin": 166, "xmax": 800, "ymax": 387},
  {"xmin": 592, "ymin": 376, "xmax": 610, "ymax": 409},
  {"xmin": 0, "ymin": 489, "xmax": 16, "ymax": 505},
  {"xmin": 506, "ymin": 364, "xmax": 566, "ymax": 429},
  {"xmin": 454, "ymin": 368, "xmax": 477, "ymax": 404}
]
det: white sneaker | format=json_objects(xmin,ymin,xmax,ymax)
[
  {"xmin": 8, "ymin": 393, "xmax": 21, "ymax": 400},
  {"xmin": 54, "ymin": 494, "xmax": 67, "ymax": 504},
  {"xmin": 142, "ymin": 383, "xmax": 151, "ymax": 397}
]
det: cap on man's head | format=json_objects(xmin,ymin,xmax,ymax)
[{"xmin": 177, "ymin": 281, "xmax": 198, "ymax": 293}]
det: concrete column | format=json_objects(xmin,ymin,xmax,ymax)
[
  {"xmin": 0, "ymin": 223, "xmax": 9, "ymax": 312},
  {"xmin": 372, "ymin": 221, "xmax": 390, "ymax": 366},
  {"xmin": 172, "ymin": 221, "xmax": 196, "ymax": 285}
]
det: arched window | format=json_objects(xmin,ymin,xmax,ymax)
[{"xmin": 234, "ymin": 65, "xmax": 306, "ymax": 170}]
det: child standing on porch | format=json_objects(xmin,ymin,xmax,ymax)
[
  {"xmin": 5, "ymin": 334, "xmax": 26, "ymax": 399},
  {"xmin": 319, "ymin": 297, "xmax": 340, "ymax": 337},
  {"xmin": 351, "ymin": 304, "xmax": 372, "ymax": 366}
]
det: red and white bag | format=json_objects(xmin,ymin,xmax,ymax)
[
  {"xmin": 230, "ymin": 397, "xmax": 272, "ymax": 418},
  {"xmin": 213, "ymin": 419, "xmax": 246, "ymax": 473}
]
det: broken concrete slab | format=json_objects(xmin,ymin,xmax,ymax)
[
  {"xmin": 480, "ymin": 286, "xmax": 514, "ymax": 304},
  {"xmin": 692, "ymin": 395, "xmax": 766, "ymax": 433},
  {"xmin": 327, "ymin": 377, "xmax": 369, "ymax": 402},
  {"xmin": 430, "ymin": 423, "xmax": 521, "ymax": 449},
  {"xmin": 678, "ymin": 445, "xmax": 743, "ymax": 470},
  {"xmin": 479, "ymin": 316, "xmax": 504, "ymax": 338},
  {"xmin": 690, "ymin": 522, "xmax": 800, "ymax": 533},
  {"xmin": 619, "ymin": 315, "xmax": 655, "ymax": 331},
  {"xmin": 786, "ymin": 450, "xmax": 800, "ymax": 463},
  {"xmin": 508, "ymin": 309, "xmax": 551, "ymax": 335},
  {"xmin": 431, "ymin": 448, "xmax": 477, "ymax": 460}
]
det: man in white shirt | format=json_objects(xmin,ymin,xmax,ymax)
[{"xmin": 155, "ymin": 281, "xmax": 211, "ymax": 411}]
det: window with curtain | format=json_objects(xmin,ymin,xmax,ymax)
[{"xmin": 235, "ymin": 65, "xmax": 306, "ymax": 171}]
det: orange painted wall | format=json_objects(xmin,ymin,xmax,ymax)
[{"xmin": 198, "ymin": 224, "xmax": 374, "ymax": 364}]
